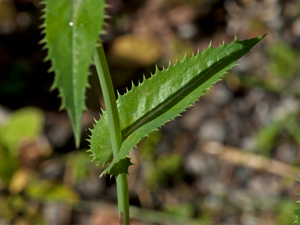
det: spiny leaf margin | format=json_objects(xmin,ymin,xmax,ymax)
[
  {"xmin": 40, "ymin": 0, "xmax": 106, "ymax": 147},
  {"xmin": 89, "ymin": 35, "xmax": 265, "ymax": 177}
]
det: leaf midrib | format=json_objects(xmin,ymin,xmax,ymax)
[{"xmin": 71, "ymin": 0, "xmax": 81, "ymax": 126}]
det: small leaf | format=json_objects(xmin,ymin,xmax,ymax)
[
  {"xmin": 108, "ymin": 157, "xmax": 133, "ymax": 178},
  {"xmin": 254, "ymin": 118, "xmax": 284, "ymax": 156},
  {"xmin": 0, "ymin": 107, "xmax": 44, "ymax": 154},
  {"xmin": 26, "ymin": 179, "xmax": 79, "ymax": 205},
  {"xmin": 293, "ymin": 207, "xmax": 300, "ymax": 225},
  {"xmin": 89, "ymin": 35, "xmax": 265, "ymax": 177},
  {"xmin": 41, "ymin": 0, "xmax": 106, "ymax": 147}
]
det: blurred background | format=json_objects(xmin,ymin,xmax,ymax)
[{"xmin": 1, "ymin": 0, "xmax": 300, "ymax": 224}]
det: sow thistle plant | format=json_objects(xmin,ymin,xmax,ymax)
[{"xmin": 40, "ymin": 0, "xmax": 264, "ymax": 224}]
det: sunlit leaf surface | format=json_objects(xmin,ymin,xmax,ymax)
[
  {"xmin": 89, "ymin": 35, "xmax": 265, "ymax": 177},
  {"xmin": 41, "ymin": 0, "xmax": 105, "ymax": 147}
]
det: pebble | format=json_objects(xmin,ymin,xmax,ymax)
[{"xmin": 198, "ymin": 119, "xmax": 226, "ymax": 142}]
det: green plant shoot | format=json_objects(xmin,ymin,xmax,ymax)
[
  {"xmin": 40, "ymin": 0, "xmax": 264, "ymax": 224},
  {"xmin": 89, "ymin": 36, "xmax": 265, "ymax": 177},
  {"xmin": 40, "ymin": 0, "xmax": 106, "ymax": 147}
]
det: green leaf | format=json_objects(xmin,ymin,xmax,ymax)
[
  {"xmin": 254, "ymin": 118, "xmax": 283, "ymax": 156},
  {"xmin": 286, "ymin": 116, "xmax": 300, "ymax": 146},
  {"xmin": 0, "ymin": 107, "xmax": 44, "ymax": 154},
  {"xmin": 41, "ymin": 0, "xmax": 106, "ymax": 147},
  {"xmin": 0, "ymin": 153, "xmax": 19, "ymax": 185},
  {"xmin": 89, "ymin": 35, "xmax": 265, "ymax": 177},
  {"xmin": 109, "ymin": 157, "xmax": 133, "ymax": 177},
  {"xmin": 293, "ymin": 207, "xmax": 300, "ymax": 225},
  {"xmin": 26, "ymin": 179, "xmax": 79, "ymax": 205}
]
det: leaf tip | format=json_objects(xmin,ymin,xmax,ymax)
[
  {"xmin": 38, "ymin": 38, "xmax": 46, "ymax": 45},
  {"xmin": 155, "ymin": 65, "xmax": 159, "ymax": 73},
  {"xmin": 104, "ymin": 3, "xmax": 112, "ymax": 9},
  {"xmin": 47, "ymin": 66, "xmax": 54, "ymax": 73},
  {"xmin": 131, "ymin": 79, "xmax": 135, "ymax": 88},
  {"xmin": 142, "ymin": 74, "xmax": 146, "ymax": 83},
  {"xmin": 39, "ymin": 0, "xmax": 46, "ymax": 6},
  {"xmin": 38, "ymin": 23, "xmax": 45, "ymax": 29},
  {"xmin": 258, "ymin": 34, "xmax": 267, "ymax": 41},
  {"xmin": 181, "ymin": 53, "xmax": 187, "ymax": 62},
  {"xmin": 208, "ymin": 41, "xmax": 212, "ymax": 49},
  {"xmin": 99, "ymin": 172, "xmax": 105, "ymax": 178},
  {"xmin": 75, "ymin": 138, "xmax": 80, "ymax": 149}
]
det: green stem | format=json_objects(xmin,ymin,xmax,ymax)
[{"xmin": 93, "ymin": 42, "xmax": 130, "ymax": 225}]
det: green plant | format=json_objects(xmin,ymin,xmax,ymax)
[
  {"xmin": 0, "ymin": 107, "xmax": 78, "ymax": 224},
  {"xmin": 292, "ymin": 180, "xmax": 300, "ymax": 225},
  {"xmin": 294, "ymin": 205, "xmax": 300, "ymax": 225},
  {"xmin": 40, "ymin": 1, "xmax": 263, "ymax": 224}
]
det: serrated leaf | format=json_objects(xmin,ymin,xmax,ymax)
[
  {"xmin": 108, "ymin": 157, "xmax": 133, "ymax": 178},
  {"xmin": 42, "ymin": 0, "xmax": 106, "ymax": 147},
  {"xmin": 293, "ymin": 207, "xmax": 300, "ymax": 225},
  {"xmin": 89, "ymin": 35, "xmax": 265, "ymax": 177}
]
